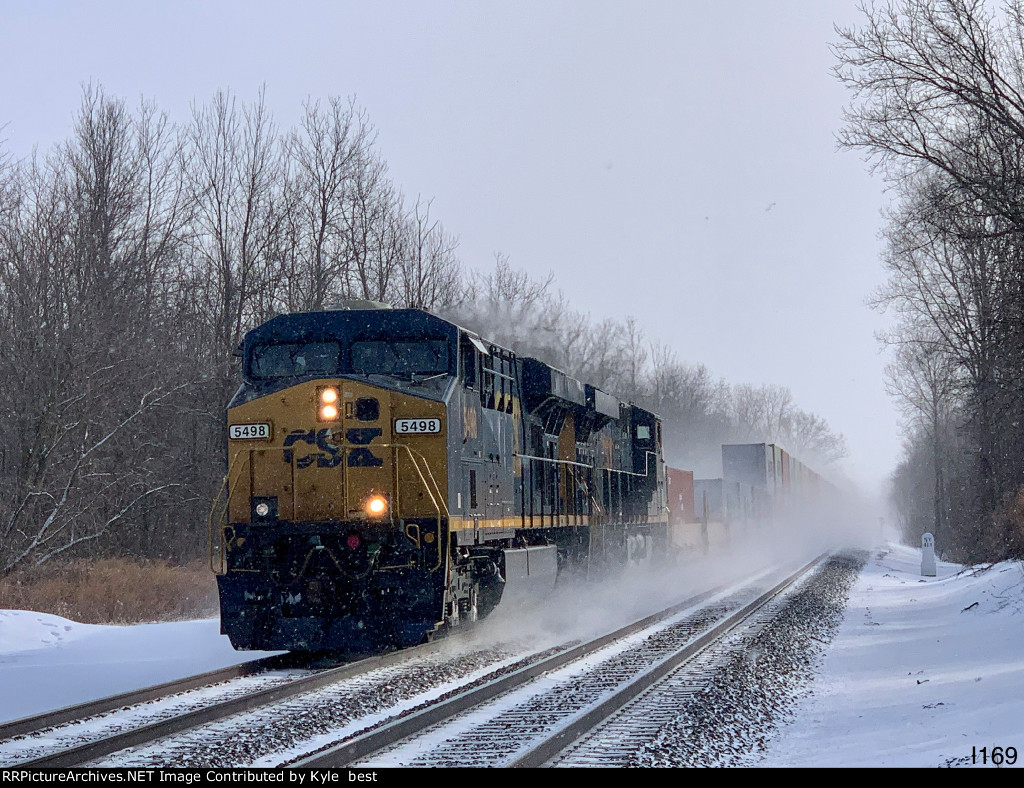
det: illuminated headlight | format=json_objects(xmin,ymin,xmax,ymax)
[
  {"xmin": 255, "ymin": 502, "xmax": 271, "ymax": 518},
  {"xmin": 320, "ymin": 403, "xmax": 339, "ymax": 420},
  {"xmin": 365, "ymin": 495, "xmax": 388, "ymax": 517},
  {"xmin": 319, "ymin": 387, "xmax": 340, "ymax": 421}
]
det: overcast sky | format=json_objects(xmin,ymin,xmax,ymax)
[{"xmin": 0, "ymin": 1, "xmax": 899, "ymax": 500}]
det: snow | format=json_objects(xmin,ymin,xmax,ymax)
[
  {"xmin": 0, "ymin": 613, "xmax": 280, "ymax": 724},
  {"xmin": 1, "ymin": 542, "xmax": 1021, "ymax": 767},
  {"xmin": 759, "ymin": 543, "xmax": 1024, "ymax": 768}
]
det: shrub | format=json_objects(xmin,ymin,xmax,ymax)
[{"xmin": 0, "ymin": 558, "xmax": 219, "ymax": 624}]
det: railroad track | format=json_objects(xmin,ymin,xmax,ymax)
[
  {"xmin": 0, "ymin": 654, "xmax": 292, "ymax": 741},
  {"xmin": 1, "ymin": 553, "xmax": 829, "ymax": 768},
  {"xmin": 0, "ymin": 642, "xmax": 448, "ymax": 768},
  {"xmin": 291, "ymin": 555, "xmax": 825, "ymax": 768}
]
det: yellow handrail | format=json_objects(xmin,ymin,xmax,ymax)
[{"xmin": 208, "ymin": 441, "xmax": 448, "ymax": 576}]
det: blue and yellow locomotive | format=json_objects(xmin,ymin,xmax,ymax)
[{"xmin": 211, "ymin": 302, "xmax": 668, "ymax": 652}]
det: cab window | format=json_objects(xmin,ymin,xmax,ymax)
[
  {"xmin": 350, "ymin": 339, "xmax": 449, "ymax": 377},
  {"xmin": 250, "ymin": 341, "xmax": 341, "ymax": 379}
]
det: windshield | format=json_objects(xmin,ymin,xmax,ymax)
[
  {"xmin": 250, "ymin": 341, "xmax": 341, "ymax": 380},
  {"xmin": 350, "ymin": 339, "xmax": 450, "ymax": 378}
]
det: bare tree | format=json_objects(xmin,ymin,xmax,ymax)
[
  {"xmin": 834, "ymin": 0, "xmax": 1024, "ymax": 228},
  {"xmin": 0, "ymin": 87, "xmax": 201, "ymax": 571},
  {"xmin": 836, "ymin": 0, "xmax": 1024, "ymax": 558},
  {"xmin": 781, "ymin": 410, "xmax": 849, "ymax": 468},
  {"xmin": 396, "ymin": 196, "xmax": 462, "ymax": 309},
  {"xmin": 727, "ymin": 382, "xmax": 846, "ymax": 470},
  {"xmin": 874, "ymin": 171, "xmax": 1020, "ymax": 534},
  {"xmin": 185, "ymin": 87, "xmax": 288, "ymax": 370},
  {"xmin": 731, "ymin": 383, "xmax": 795, "ymax": 443},
  {"xmin": 335, "ymin": 141, "xmax": 404, "ymax": 303},
  {"xmin": 282, "ymin": 96, "xmax": 375, "ymax": 311},
  {"xmin": 445, "ymin": 255, "xmax": 560, "ymax": 350},
  {"xmin": 885, "ymin": 331, "xmax": 962, "ymax": 550}
]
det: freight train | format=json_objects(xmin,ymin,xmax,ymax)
[
  {"xmin": 209, "ymin": 302, "xmax": 669, "ymax": 652},
  {"xmin": 666, "ymin": 444, "xmax": 828, "ymax": 552},
  {"xmin": 209, "ymin": 302, "xmax": 824, "ymax": 653}
]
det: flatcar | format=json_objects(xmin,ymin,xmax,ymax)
[{"xmin": 210, "ymin": 302, "xmax": 669, "ymax": 652}]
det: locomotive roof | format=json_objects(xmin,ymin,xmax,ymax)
[
  {"xmin": 244, "ymin": 307, "xmax": 659, "ymax": 422},
  {"xmin": 245, "ymin": 307, "xmax": 459, "ymax": 345}
]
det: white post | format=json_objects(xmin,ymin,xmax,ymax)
[
  {"xmin": 921, "ymin": 532, "xmax": 936, "ymax": 577},
  {"xmin": 701, "ymin": 491, "xmax": 709, "ymax": 554}
]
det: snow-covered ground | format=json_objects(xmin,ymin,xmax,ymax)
[
  {"xmin": 1, "ymin": 542, "xmax": 1021, "ymax": 768},
  {"xmin": 759, "ymin": 543, "xmax": 1024, "ymax": 768},
  {"xmin": 0, "ymin": 614, "xmax": 281, "ymax": 724}
]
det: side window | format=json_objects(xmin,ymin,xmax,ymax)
[
  {"xmin": 499, "ymin": 352, "xmax": 507, "ymax": 409},
  {"xmin": 469, "ymin": 469, "xmax": 478, "ymax": 509},
  {"xmin": 480, "ymin": 352, "xmax": 496, "ymax": 409},
  {"xmin": 463, "ymin": 343, "xmax": 516, "ymax": 412},
  {"xmin": 460, "ymin": 337, "xmax": 477, "ymax": 389},
  {"xmin": 477, "ymin": 348, "xmax": 516, "ymax": 412},
  {"xmin": 507, "ymin": 354, "xmax": 516, "ymax": 412},
  {"xmin": 500, "ymin": 354, "xmax": 511, "ymax": 412}
]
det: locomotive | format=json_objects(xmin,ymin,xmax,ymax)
[{"xmin": 210, "ymin": 302, "xmax": 668, "ymax": 652}]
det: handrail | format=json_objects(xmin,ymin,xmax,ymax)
[
  {"xmin": 368, "ymin": 441, "xmax": 448, "ymax": 572},
  {"xmin": 208, "ymin": 441, "xmax": 448, "ymax": 576},
  {"xmin": 515, "ymin": 449, "xmax": 659, "ymax": 478},
  {"xmin": 207, "ymin": 446, "xmax": 299, "ymax": 573}
]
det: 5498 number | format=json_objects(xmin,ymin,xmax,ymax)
[
  {"xmin": 229, "ymin": 423, "xmax": 271, "ymax": 440},
  {"xmin": 395, "ymin": 418, "xmax": 441, "ymax": 434}
]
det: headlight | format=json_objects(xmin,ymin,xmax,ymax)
[
  {"xmin": 318, "ymin": 387, "xmax": 340, "ymax": 421},
  {"xmin": 320, "ymin": 403, "xmax": 339, "ymax": 420},
  {"xmin": 251, "ymin": 496, "xmax": 277, "ymax": 522},
  {"xmin": 365, "ymin": 495, "xmax": 388, "ymax": 517}
]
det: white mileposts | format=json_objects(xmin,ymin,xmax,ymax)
[{"xmin": 921, "ymin": 532, "xmax": 937, "ymax": 577}]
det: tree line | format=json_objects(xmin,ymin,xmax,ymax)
[
  {"xmin": 835, "ymin": 0, "xmax": 1024, "ymax": 561},
  {"xmin": 446, "ymin": 258, "xmax": 848, "ymax": 480},
  {"xmin": 0, "ymin": 85, "xmax": 845, "ymax": 574}
]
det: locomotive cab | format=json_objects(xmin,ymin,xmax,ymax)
[{"xmin": 212, "ymin": 306, "xmax": 463, "ymax": 652}]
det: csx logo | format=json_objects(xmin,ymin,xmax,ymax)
[{"xmin": 283, "ymin": 428, "xmax": 383, "ymax": 468}]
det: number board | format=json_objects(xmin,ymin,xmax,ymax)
[
  {"xmin": 394, "ymin": 418, "xmax": 442, "ymax": 435},
  {"xmin": 229, "ymin": 423, "xmax": 271, "ymax": 440}
]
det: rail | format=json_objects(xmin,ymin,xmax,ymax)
[{"xmin": 289, "ymin": 555, "xmax": 826, "ymax": 768}]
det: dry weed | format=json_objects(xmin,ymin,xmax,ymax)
[{"xmin": 0, "ymin": 558, "xmax": 219, "ymax": 624}]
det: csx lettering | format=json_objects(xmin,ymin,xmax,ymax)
[
  {"xmin": 283, "ymin": 428, "xmax": 382, "ymax": 468},
  {"xmin": 345, "ymin": 428, "xmax": 383, "ymax": 467},
  {"xmin": 345, "ymin": 428, "xmax": 382, "ymax": 445},
  {"xmin": 283, "ymin": 428, "xmax": 342, "ymax": 468}
]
